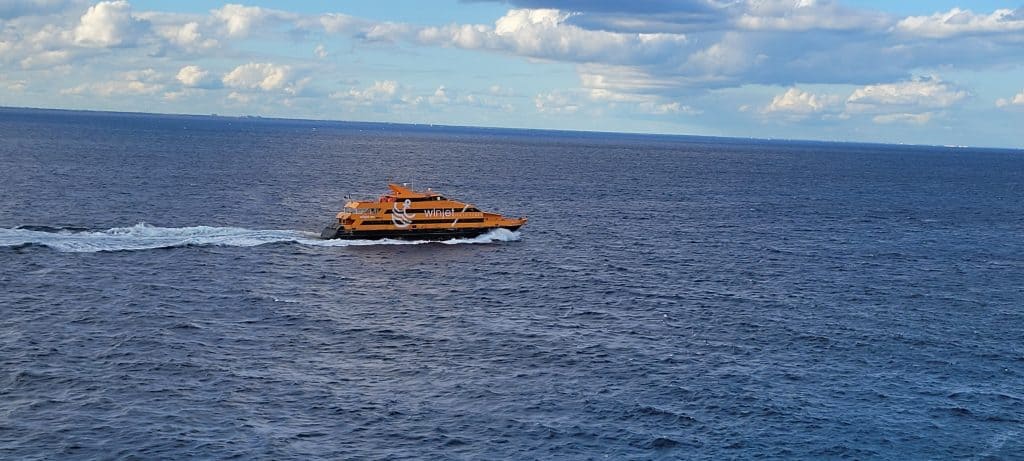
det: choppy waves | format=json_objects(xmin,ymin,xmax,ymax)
[{"xmin": 0, "ymin": 223, "xmax": 520, "ymax": 252}]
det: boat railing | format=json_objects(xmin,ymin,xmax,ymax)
[{"xmin": 343, "ymin": 192, "xmax": 385, "ymax": 202}]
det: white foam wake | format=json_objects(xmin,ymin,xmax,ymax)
[{"xmin": 0, "ymin": 223, "xmax": 521, "ymax": 253}]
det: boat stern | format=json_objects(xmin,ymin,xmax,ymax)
[{"xmin": 320, "ymin": 223, "xmax": 342, "ymax": 239}]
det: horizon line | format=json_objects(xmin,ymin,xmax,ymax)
[{"xmin": 2, "ymin": 105, "xmax": 1020, "ymax": 152}]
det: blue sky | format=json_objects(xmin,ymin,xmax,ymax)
[{"xmin": 2, "ymin": 1, "xmax": 1023, "ymax": 148}]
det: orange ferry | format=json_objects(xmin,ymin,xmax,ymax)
[{"xmin": 320, "ymin": 183, "xmax": 527, "ymax": 240}]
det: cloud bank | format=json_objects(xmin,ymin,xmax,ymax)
[{"xmin": 1, "ymin": 1, "xmax": 1023, "ymax": 147}]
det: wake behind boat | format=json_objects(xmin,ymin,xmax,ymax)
[{"xmin": 320, "ymin": 183, "xmax": 527, "ymax": 240}]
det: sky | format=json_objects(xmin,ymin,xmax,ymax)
[{"xmin": 1, "ymin": 1, "xmax": 1023, "ymax": 148}]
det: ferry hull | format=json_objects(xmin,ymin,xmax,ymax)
[{"xmin": 320, "ymin": 224, "xmax": 521, "ymax": 241}]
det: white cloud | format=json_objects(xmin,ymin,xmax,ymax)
[
  {"xmin": 176, "ymin": 65, "xmax": 219, "ymax": 88},
  {"xmin": 74, "ymin": 0, "xmax": 145, "ymax": 48},
  {"xmin": 763, "ymin": 88, "xmax": 842, "ymax": 116},
  {"xmin": 587, "ymin": 88, "xmax": 650, "ymax": 103},
  {"xmin": 737, "ymin": 0, "xmax": 891, "ymax": 31},
  {"xmin": 362, "ymin": 22, "xmax": 415, "ymax": 43},
  {"xmin": 226, "ymin": 91, "xmax": 251, "ymax": 104},
  {"xmin": 460, "ymin": 93, "xmax": 514, "ymax": 112},
  {"xmin": 872, "ymin": 112, "xmax": 933, "ymax": 125},
  {"xmin": 60, "ymin": 68, "xmax": 165, "ymax": 96},
  {"xmin": 638, "ymin": 101, "xmax": 700, "ymax": 115},
  {"xmin": 222, "ymin": 62, "xmax": 292, "ymax": 91},
  {"xmin": 4, "ymin": 77, "xmax": 28, "ymax": 92},
  {"xmin": 162, "ymin": 88, "xmax": 194, "ymax": 101},
  {"xmin": 329, "ymin": 80, "xmax": 452, "ymax": 110},
  {"xmin": 152, "ymin": 21, "xmax": 218, "ymax": 50},
  {"xmin": 428, "ymin": 85, "xmax": 449, "ymax": 105},
  {"xmin": 3, "ymin": 1, "xmax": 1023, "ymax": 147},
  {"xmin": 996, "ymin": 90, "xmax": 1024, "ymax": 108},
  {"xmin": 896, "ymin": 8, "xmax": 1024, "ymax": 38},
  {"xmin": 212, "ymin": 3, "xmax": 297, "ymax": 38},
  {"xmin": 846, "ymin": 77, "xmax": 968, "ymax": 114},
  {"xmin": 212, "ymin": 4, "xmax": 262, "ymax": 38},
  {"xmin": 357, "ymin": 80, "xmax": 396, "ymax": 99},
  {"xmin": 331, "ymin": 80, "xmax": 399, "ymax": 104},
  {"xmin": 757, "ymin": 79, "xmax": 967, "ymax": 124},
  {"xmin": 578, "ymin": 64, "xmax": 676, "ymax": 94},
  {"xmin": 19, "ymin": 49, "xmax": 71, "ymax": 69},
  {"xmin": 415, "ymin": 8, "xmax": 687, "ymax": 65},
  {"xmin": 684, "ymin": 32, "xmax": 761, "ymax": 79},
  {"xmin": 569, "ymin": 63, "xmax": 701, "ymax": 116},
  {"xmin": 534, "ymin": 90, "xmax": 581, "ymax": 114},
  {"xmin": 122, "ymin": 68, "xmax": 159, "ymax": 81},
  {"xmin": 283, "ymin": 77, "xmax": 311, "ymax": 96},
  {"xmin": 489, "ymin": 84, "xmax": 514, "ymax": 96},
  {"xmin": 318, "ymin": 13, "xmax": 364, "ymax": 34}
]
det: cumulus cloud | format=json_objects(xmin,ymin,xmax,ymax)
[
  {"xmin": 1, "ymin": 73, "xmax": 29, "ymax": 92},
  {"xmin": 360, "ymin": 22, "xmax": 415, "ymax": 43},
  {"xmin": 317, "ymin": 13, "xmax": 365, "ymax": 34},
  {"xmin": 534, "ymin": 90, "xmax": 582, "ymax": 114},
  {"xmin": 151, "ymin": 21, "xmax": 218, "ymax": 51},
  {"xmin": 226, "ymin": 91, "xmax": 251, "ymax": 104},
  {"xmin": 489, "ymin": 84, "xmax": 515, "ymax": 96},
  {"xmin": 414, "ymin": 8, "xmax": 687, "ymax": 65},
  {"xmin": 736, "ymin": 0, "xmax": 891, "ymax": 31},
  {"xmin": 758, "ymin": 78, "xmax": 969, "ymax": 125},
  {"xmin": 12, "ymin": 1, "xmax": 1015, "ymax": 112},
  {"xmin": 459, "ymin": 92, "xmax": 515, "ymax": 112},
  {"xmin": 4, "ymin": 0, "xmax": 1024, "ymax": 146},
  {"xmin": 573, "ymin": 64, "xmax": 681, "ymax": 111},
  {"xmin": 584, "ymin": 82, "xmax": 698, "ymax": 115},
  {"xmin": 355, "ymin": 80, "xmax": 396, "ymax": 99},
  {"xmin": 222, "ymin": 62, "xmax": 292, "ymax": 91},
  {"xmin": 475, "ymin": 0, "xmax": 726, "ymax": 34},
  {"xmin": 638, "ymin": 101, "xmax": 699, "ymax": 115},
  {"xmin": 212, "ymin": 4, "xmax": 298, "ymax": 38},
  {"xmin": 428, "ymin": 85, "xmax": 449, "ymax": 105},
  {"xmin": 845, "ymin": 77, "xmax": 969, "ymax": 114},
  {"xmin": 331, "ymin": 80, "xmax": 404, "ymax": 105},
  {"xmin": 762, "ymin": 88, "xmax": 842, "ymax": 116},
  {"xmin": 74, "ymin": 0, "xmax": 147, "ymax": 47},
  {"xmin": 60, "ymin": 68, "xmax": 165, "ymax": 96},
  {"xmin": 329, "ymin": 80, "xmax": 471, "ymax": 111},
  {"xmin": 896, "ymin": 8, "xmax": 1024, "ymax": 38},
  {"xmin": 176, "ymin": 65, "xmax": 219, "ymax": 88},
  {"xmin": 996, "ymin": 90, "xmax": 1024, "ymax": 108},
  {"xmin": 577, "ymin": 63, "xmax": 679, "ymax": 98},
  {"xmin": 684, "ymin": 31, "xmax": 762, "ymax": 79},
  {"xmin": 19, "ymin": 49, "xmax": 71, "ymax": 69}
]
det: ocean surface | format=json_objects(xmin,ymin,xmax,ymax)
[{"xmin": 1, "ymin": 107, "xmax": 1022, "ymax": 460}]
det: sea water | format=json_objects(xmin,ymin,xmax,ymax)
[{"xmin": 1, "ymin": 108, "xmax": 1022, "ymax": 459}]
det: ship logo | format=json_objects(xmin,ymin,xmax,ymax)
[{"xmin": 391, "ymin": 199, "xmax": 415, "ymax": 228}]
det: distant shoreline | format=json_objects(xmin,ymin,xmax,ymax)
[{"xmin": 2, "ymin": 105, "xmax": 1020, "ymax": 152}]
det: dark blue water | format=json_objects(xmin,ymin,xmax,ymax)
[{"xmin": 2, "ymin": 107, "xmax": 1023, "ymax": 459}]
